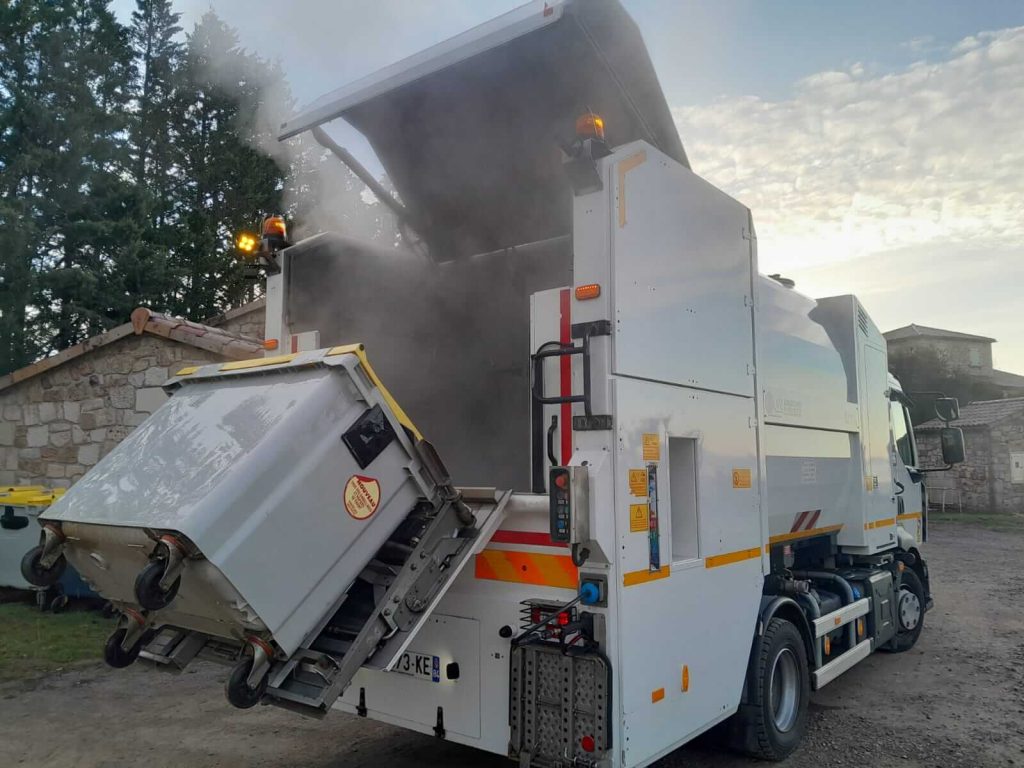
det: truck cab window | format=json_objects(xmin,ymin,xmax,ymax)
[{"xmin": 890, "ymin": 400, "xmax": 915, "ymax": 467}]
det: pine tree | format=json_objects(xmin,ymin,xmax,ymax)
[
  {"xmin": 169, "ymin": 10, "xmax": 285, "ymax": 319},
  {"xmin": 0, "ymin": 0, "xmax": 46, "ymax": 373},
  {"xmin": 112, "ymin": 0, "xmax": 184, "ymax": 316},
  {"xmin": 29, "ymin": 0, "xmax": 137, "ymax": 352}
]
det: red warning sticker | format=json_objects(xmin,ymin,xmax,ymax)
[{"xmin": 344, "ymin": 475, "xmax": 381, "ymax": 520}]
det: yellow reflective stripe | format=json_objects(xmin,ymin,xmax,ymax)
[
  {"xmin": 220, "ymin": 353, "xmax": 298, "ymax": 371},
  {"xmin": 623, "ymin": 565, "xmax": 670, "ymax": 587},
  {"xmin": 617, "ymin": 151, "xmax": 647, "ymax": 228},
  {"xmin": 864, "ymin": 518, "xmax": 897, "ymax": 530},
  {"xmin": 327, "ymin": 344, "xmax": 422, "ymax": 441},
  {"xmin": 175, "ymin": 366, "xmax": 200, "ymax": 376},
  {"xmin": 705, "ymin": 546, "xmax": 762, "ymax": 569},
  {"xmin": 767, "ymin": 524, "xmax": 844, "ymax": 549},
  {"xmin": 896, "ymin": 512, "xmax": 922, "ymax": 521}
]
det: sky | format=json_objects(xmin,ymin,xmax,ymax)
[{"xmin": 112, "ymin": 0, "xmax": 1024, "ymax": 372}]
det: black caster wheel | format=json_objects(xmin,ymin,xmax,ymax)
[
  {"xmin": 104, "ymin": 627, "xmax": 146, "ymax": 669},
  {"xmin": 21, "ymin": 545, "xmax": 67, "ymax": 587},
  {"xmin": 50, "ymin": 594, "xmax": 70, "ymax": 613},
  {"xmin": 134, "ymin": 560, "xmax": 181, "ymax": 611},
  {"xmin": 226, "ymin": 656, "xmax": 268, "ymax": 709}
]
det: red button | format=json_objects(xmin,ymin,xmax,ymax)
[
  {"xmin": 554, "ymin": 473, "xmax": 568, "ymax": 489},
  {"xmin": 580, "ymin": 735, "xmax": 595, "ymax": 752}
]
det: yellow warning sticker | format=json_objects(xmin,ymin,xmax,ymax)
[
  {"xmin": 344, "ymin": 475, "xmax": 381, "ymax": 520},
  {"xmin": 629, "ymin": 469, "xmax": 648, "ymax": 497},
  {"xmin": 731, "ymin": 468, "xmax": 752, "ymax": 489},
  {"xmin": 629, "ymin": 503, "xmax": 649, "ymax": 532},
  {"xmin": 642, "ymin": 433, "xmax": 660, "ymax": 462}
]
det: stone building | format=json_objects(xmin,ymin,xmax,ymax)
[
  {"xmin": 0, "ymin": 307, "xmax": 264, "ymax": 488},
  {"xmin": 885, "ymin": 324, "xmax": 1024, "ymax": 397},
  {"xmin": 203, "ymin": 298, "xmax": 266, "ymax": 342},
  {"xmin": 916, "ymin": 397, "xmax": 1024, "ymax": 515}
]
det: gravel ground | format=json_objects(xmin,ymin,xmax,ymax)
[{"xmin": 1, "ymin": 521, "xmax": 1022, "ymax": 768}]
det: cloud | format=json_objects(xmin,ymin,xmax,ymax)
[{"xmin": 672, "ymin": 26, "xmax": 1024, "ymax": 371}]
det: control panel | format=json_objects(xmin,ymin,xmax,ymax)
[{"xmin": 549, "ymin": 466, "xmax": 589, "ymax": 545}]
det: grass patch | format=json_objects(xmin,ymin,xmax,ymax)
[
  {"xmin": 929, "ymin": 511, "xmax": 1024, "ymax": 533},
  {"xmin": 0, "ymin": 602, "xmax": 113, "ymax": 682}
]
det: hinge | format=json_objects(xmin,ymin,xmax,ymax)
[{"xmin": 570, "ymin": 320, "xmax": 612, "ymax": 339}]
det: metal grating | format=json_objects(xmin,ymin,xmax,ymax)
[{"xmin": 509, "ymin": 644, "xmax": 610, "ymax": 767}]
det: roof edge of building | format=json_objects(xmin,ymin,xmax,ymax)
[{"xmin": 0, "ymin": 308, "xmax": 264, "ymax": 394}]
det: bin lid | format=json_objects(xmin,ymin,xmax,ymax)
[{"xmin": 278, "ymin": 0, "xmax": 687, "ymax": 260}]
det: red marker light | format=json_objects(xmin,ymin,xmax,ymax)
[
  {"xmin": 580, "ymin": 735, "xmax": 595, "ymax": 753},
  {"xmin": 530, "ymin": 606, "xmax": 542, "ymax": 624},
  {"xmin": 557, "ymin": 611, "xmax": 570, "ymax": 627}
]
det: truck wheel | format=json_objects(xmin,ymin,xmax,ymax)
[
  {"xmin": 739, "ymin": 617, "xmax": 811, "ymax": 761},
  {"xmin": 134, "ymin": 560, "xmax": 181, "ymax": 611},
  {"xmin": 226, "ymin": 655, "xmax": 268, "ymax": 709},
  {"xmin": 886, "ymin": 569, "xmax": 925, "ymax": 653},
  {"xmin": 20, "ymin": 545, "xmax": 67, "ymax": 587}
]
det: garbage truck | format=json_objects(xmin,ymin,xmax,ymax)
[{"xmin": 22, "ymin": 1, "xmax": 967, "ymax": 765}]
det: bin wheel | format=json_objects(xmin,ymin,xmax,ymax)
[
  {"xmin": 104, "ymin": 627, "xmax": 146, "ymax": 669},
  {"xmin": 226, "ymin": 655, "xmax": 268, "ymax": 709},
  {"xmin": 21, "ymin": 545, "xmax": 67, "ymax": 587},
  {"xmin": 49, "ymin": 594, "xmax": 70, "ymax": 613},
  {"xmin": 134, "ymin": 560, "xmax": 181, "ymax": 611}
]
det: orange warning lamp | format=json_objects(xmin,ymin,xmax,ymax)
[
  {"xmin": 575, "ymin": 112, "xmax": 605, "ymax": 141},
  {"xmin": 262, "ymin": 215, "xmax": 287, "ymax": 239}
]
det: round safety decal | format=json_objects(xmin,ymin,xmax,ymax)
[{"xmin": 344, "ymin": 475, "xmax": 381, "ymax": 520}]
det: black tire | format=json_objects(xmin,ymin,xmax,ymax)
[
  {"xmin": 225, "ymin": 655, "xmax": 268, "ymax": 709},
  {"xmin": 884, "ymin": 568, "xmax": 925, "ymax": 653},
  {"xmin": 733, "ymin": 617, "xmax": 811, "ymax": 761},
  {"xmin": 104, "ymin": 627, "xmax": 145, "ymax": 669},
  {"xmin": 20, "ymin": 545, "xmax": 67, "ymax": 587},
  {"xmin": 134, "ymin": 560, "xmax": 181, "ymax": 611}
]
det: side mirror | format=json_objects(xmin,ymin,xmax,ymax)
[
  {"xmin": 934, "ymin": 397, "xmax": 960, "ymax": 423},
  {"xmin": 940, "ymin": 427, "xmax": 966, "ymax": 465}
]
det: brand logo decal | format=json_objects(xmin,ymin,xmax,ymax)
[{"xmin": 344, "ymin": 475, "xmax": 381, "ymax": 520}]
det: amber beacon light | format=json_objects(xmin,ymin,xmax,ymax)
[{"xmin": 575, "ymin": 112, "xmax": 605, "ymax": 141}]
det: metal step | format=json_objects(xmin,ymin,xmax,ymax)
[
  {"xmin": 263, "ymin": 488, "xmax": 511, "ymax": 717},
  {"xmin": 812, "ymin": 638, "xmax": 872, "ymax": 689}
]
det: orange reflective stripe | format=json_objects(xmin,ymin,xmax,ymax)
[{"xmin": 475, "ymin": 549, "xmax": 578, "ymax": 589}]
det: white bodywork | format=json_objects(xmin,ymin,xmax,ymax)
[
  {"xmin": 274, "ymin": 148, "xmax": 923, "ymax": 768},
  {"xmin": 27, "ymin": 2, "xmax": 926, "ymax": 766}
]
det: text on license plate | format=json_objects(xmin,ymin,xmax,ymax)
[{"xmin": 394, "ymin": 651, "xmax": 440, "ymax": 682}]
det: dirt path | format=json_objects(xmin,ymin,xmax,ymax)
[{"xmin": 1, "ymin": 522, "xmax": 1022, "ymax": 768}]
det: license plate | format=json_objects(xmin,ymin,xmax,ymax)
[{"xmin": 394, "ymin": 651, "xmax": 440, "ymax": 682}]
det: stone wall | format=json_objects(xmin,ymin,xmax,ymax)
[
  {"xmin": 0, "ymin": 335, "xmax": 223, "ymax": 487},
  {"xmin": 916, "ymin": 419, "xmax": 1024, "ymax": 514},
  {"xmin": 889, "ymin": 336, "xmax": 993, "ymax": 378},
  {"xmin": 989, "ymin": 415, "xmax": 1024, "ymax": 513},
  {"xmin": 210, "ymin": 305, "xmax": 265, "ymax": 342},
  {"xmin": 916, "ymin": 427, "xmax": 992, "ymax": 513}
]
